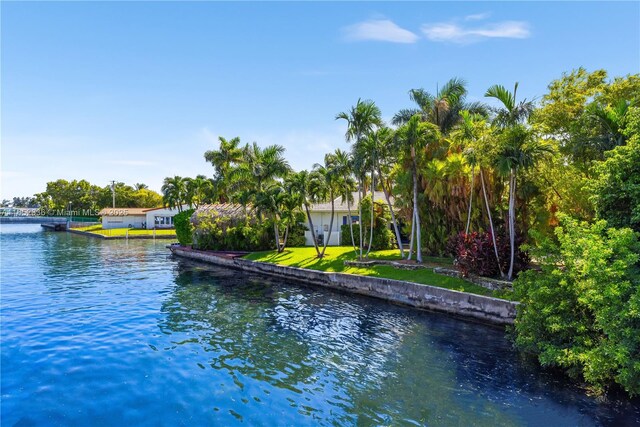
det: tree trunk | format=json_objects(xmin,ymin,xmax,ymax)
[
  {"xmin": 305, "ymin": 204, "xmax": 321, "ymax": 257},
  {"xmin": 358, "ymin": 180, "xmax": 364, "ymax": 260},
  {"xmin": 282, "ymin": 225, "xmax": 289, "ymax": 252},
  {"xmin": 366, "ymin": 164, "xmax": 375, "ymax": 258},
  {"xmin": 413, "ymin": 159, "xmax": 422, "ymax": 263},
  {"xmin": 346, "ymin": 193, "xmax": 357, "ymax": 254},
  {"xmin": 466, "ymin": 166, "xmax": 475, "ymax": 234},
  {"xmin": 321, "ymin": 191, "xmax": 335, "ymax": 258},
  {"xmin": 480, "ymin": 168, "xmax": 504, "ymax": 278},
  {"xmin": 508, "ymin": 168, "xmax": 516, "ymax": 280},
  {"xmin": 407, "ymin": 207, "xmax": 416, "ymax": 261},
  {"xmin": 274, "ymin": 221, "xmax": 281, "ymax": 252},
  {"xmin": 378, "ymin": 164, "xmax": 404, "ymax": 258}
]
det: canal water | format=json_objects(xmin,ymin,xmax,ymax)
[{"xmin": 1, "ymin": 224, "xmax": 638, "ymax": 426}]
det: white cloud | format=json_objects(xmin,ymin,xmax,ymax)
[
  {"xmin": 422, "ymin": 20, "xmax": 531, "ymax": 44},
  {"xmin": 464, "ymin": 12, "xmax": 491, "ymax": 21},
  {"xmin": 343, "ymin": 19, "xmax": 419, "ymax": 44}
]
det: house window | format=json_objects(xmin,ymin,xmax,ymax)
[{"xmin": 155, "ymin": 216, "xmax": 173, "ymax": 226}]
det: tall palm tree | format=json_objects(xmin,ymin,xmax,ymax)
[
  {"xmin": 395, "ymin": 115, "xmax": 440, "ymax": 263},
  {"xmin": 254, "ymin": 183, "xmax": 288, "ymax": 253},
  {"xmin": 332, "ymin": 149, "xmax": 358, "ymax": 253},
  {"xmin": 185, "ymin": 175, "xmax": 212, "ymax": 209},
  {"xmin": 286, "ymin": 170, "xmax": 323, "ymax": 257},
  {"xmin": 485, "ymin": 82, "xmax": 540, "ymax": 280},
  {"xmin": 336, "ymin": 99, "xmax": 382, "ymax": 260},
  {"xmin": 313, "ymin": 153, "xmax": 341, "ymax": 258},
  {"xmin": 204, "ymin": 136, "xmax": 244, "ymax": 202},
  {"xmin": 453, "ymin": 111, "xmax": 504, "ymax": 276},
  {"xmin": 228, "ymin": 143, "xmax": 291, "ymax": 216},
  {"xmin": 371, "ymin": 127, "xmax": 404, "ymax": 258},
  {"xmin": 161, "ymin": 176, "xmax": 186, "ymax": 212},
  {"xmin": 392, "ymin": 78, "xmax": 487, "ymax": 133}
]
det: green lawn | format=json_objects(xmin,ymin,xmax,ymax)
[
  {"xmin": 245, "ymin": 246, "xmax": 507, "ymax": 298},
  {"xmin": 72, "ymin": 225, "xmax": 177, "ymax": 237}
]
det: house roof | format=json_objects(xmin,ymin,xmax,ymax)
[
  {"xmin": 98, "ymin": 208, "xmax": 148, "ymax": 216},
  {"xmin": 142, "ymin": 204, "xmax": 188, "ymax": 212},
  {"xmin": 309, "ymin": 191, "xmax": 393, "ymax": 212}
]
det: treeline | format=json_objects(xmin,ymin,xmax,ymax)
[
  {"xmin": 176, "ymin": 68, "xmax": 639, "ymax": 396},
  {"xmin": 19, "ymin": 180, "xmax": 163, "ymax": 212}
]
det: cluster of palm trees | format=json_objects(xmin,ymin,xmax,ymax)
[
  {"xmin": 163, "ymin": 78, "xmax": 550, "ymax": 279},
  {"xmin": 161, "ymin": 175, "xmax": 215, "ymax": 212}
]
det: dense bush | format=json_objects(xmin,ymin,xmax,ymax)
[
  {"xmin": 448, "ymin": 230, "xmax": 529, "ymax": 278},
  {"xmin": 590, "ymin": 132, "xmax": 640, "ymax": 232},
  {"xmin": 513, "ymin": 215, "xmax": 640, "ymax": 396},
  {"xmin": 286, "ymin": 221, "xmax": 308, "ymax": 247},
  {"xmin": 174, "ymin": 209, "xmax": 195, "ymax": 246},
  {"xmin": 192, "ymin": 213, "xmax": 272, "ymax": 251},
  {"xmin": 339, "ymin": 195, "xmax": 394, "ymax": 250}
]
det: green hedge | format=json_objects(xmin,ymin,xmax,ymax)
[
  {"xmin": 174, "ymin": 209, "xmax": 195, "ymax": 246},
  {"xmin": 514, "ymin": 215, "xmax": 640, "ymax": 396}
]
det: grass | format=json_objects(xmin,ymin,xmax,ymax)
[
  {"xmin": 72, "ymin": 225, "xmax": 177, "ymax": 237},
  {"xmin": 245, "ymin": 246, "xmax": 509, "ymax": 298}
]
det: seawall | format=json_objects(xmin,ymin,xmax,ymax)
[{"xmin": 169, "ymin": 246, "xmax": 518, "ymax": 326}]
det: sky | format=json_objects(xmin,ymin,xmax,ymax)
[{"xmin": 2, "ymin": 1, "xmax": 639, "ymax": 199}]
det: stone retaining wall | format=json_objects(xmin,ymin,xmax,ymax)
[{"xmin": 170, "ymin": 246, "xmax": 518, "ymax": 326}]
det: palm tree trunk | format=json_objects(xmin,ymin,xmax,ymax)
[
  {"xmin": 274, "ymin": 221, "xmax": 281, "ymax": 252},
  {"xmin": 282, "ymin": 225, "xmax": 289, "ymax": 252},
  {"xmin": 413, "ymin": 159, "xmax": 422, "ymax": 263},
  {"xmin": 480, "ymin": 168, "xmax": 504, "ymax": 278},
  {"xmin": 378, "ymin": 164, "xmax": 404, "ymax": 258},
  {"xmin": 304, "ymin": 204, "xmax": 321, "ymax": 257},
  {"xmin": 508, "ymin": 168, "xmax": 516, "ymax": 280},
  {"xmin": 358, "ymin": 180, "xmax": 364, "ymax": 260},
  {"xmin": 321, "ymin": 193, "xmax": 335, "ymax": 258},
  {"xmin": 407, "ymin": 207, "xmax": 416, "ymax": 261},
  {"xmin": 465, "ymin": 166, "xmax": 475, "ymax": 234},
  {"xmin": 366, "ymin": 165, "xmax": 375, "ymax": 258},
  {"xmin": 346, "ymin": 194, "xmax": 357, "ymax": 254}
]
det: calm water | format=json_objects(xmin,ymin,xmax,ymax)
[{"xmin": 1, "ymin": 224, "xmax": 638, "ymax": 426}]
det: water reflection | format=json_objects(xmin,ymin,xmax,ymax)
[
  {"xmin": 2, "ymin": 225, "xmax": 638, "ymax": 426},
  {"xmin": 160, "ymin": 259, "xmax": 640, "ymax": 426}
]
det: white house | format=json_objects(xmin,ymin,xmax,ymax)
[
  {"xmin": 305, "ymin": 191, "xmax": 393, "ymax": 246},
  {"xmin": 99, "ymin": 205, "xmax": 190, "ymax": 230}
]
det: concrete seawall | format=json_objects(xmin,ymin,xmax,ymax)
[
  {"xmin": 68, "ymin": 229, "xmax": 178, "ymax": 240},
  {"xmin": 170, "ymin": 246, "xmax": 518, "ymax": 326}
]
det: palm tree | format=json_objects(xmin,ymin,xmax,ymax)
[
  {"xmin": 392, "ymin": 78, "xmax": 487, "ymax": 133},
  {"xmin": 453, "ymin": 111, "xmax": 504, "ymax": 276},
  {"xmin": 254, "ymin": 183, "xmax": 288, "ymax": 253},
  {"xmin": 287, "ymin": 170, "xmax": 323, "ymax": 257},
  {"xmin": 204, "ymin": 136, "xmax": 244, "ymax": 202},
  {"xmin": 371, "ymin": 127, "xmax": 404, "ymax": 258},
  {"xmin": 185, "ymin": 175, "xmax": 213, "ymax": 209},
  {"xmin": 485, "ymin": 82, "xmax": 543, "ymax": 280},
  {"xmin": 161, "ymin": 176, "xmax": 186, "ymax": 212},
  {"xmin": 336, "ymin": 99, "xmax": 383, "ymax": 260},
  {"xmin": 332, "ymin": 149, "xmax": 358, "ymax": 253},
  {"xmin": 134, "ymin": 183, "xmax": 148, "ymax": 191},
  {"xmin": 313, "ymin": 154, "xmax": 341, "ymax": 258},
  {"xmin": 395, "ymin": 115, "xmax": 441, "ymax": 263}
]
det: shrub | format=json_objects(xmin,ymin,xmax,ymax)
[
  {"xmin": 174, "ymin": 209, "xmax": 195, "ymax": 246},
  {"xmin": 192, "ymin": 212, "xmax": 272, "ymax": 251},
  {"xmin": 286, "ymin": 221, "xmax": 307, "ymax": 247},
  {"xmin": 448, "ymin": 230, "xmax": 529, "ymax": 278},
  {"xmin": 340, "ymin": 195, "xmax": 394, "ymax": 250},
  {"xmin": 513, "ymin": 215, "xmax": 640, "ymax": 396}
]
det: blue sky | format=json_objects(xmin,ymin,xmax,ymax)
[{"xmin": 2, "ymin": 1, "xmax": 638, "ymax": 199}]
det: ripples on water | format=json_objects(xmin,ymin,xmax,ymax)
[{"xmin": 1, "ymin": 224, "xmax": 639, "ymax": 426}]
